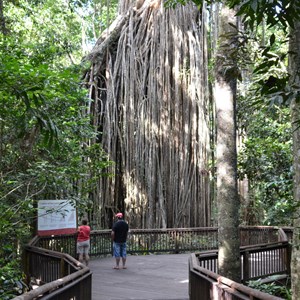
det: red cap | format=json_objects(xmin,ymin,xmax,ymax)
[{"xmin": 115, "ymin": 212, "xmax": 123, "ymax": 218}]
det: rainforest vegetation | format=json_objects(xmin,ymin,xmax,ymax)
[{"xmin": 1, "ymin": 0, "xmax": 300, "ymax": 299}]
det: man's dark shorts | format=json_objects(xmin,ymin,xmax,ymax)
[{"xmin": 113, "ymin": 242, "xmax": 127, "ymax": 257}]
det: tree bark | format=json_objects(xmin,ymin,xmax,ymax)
[
  {"xmin": 0, "ymin": 0, "xmax": 7, "ymax": 35},
  {"xmin": 84, "ymin": 13, "xmax": 129, "ymax": 66},
  {"xmin": 215, "ymin": 6, "xmax": 241, "ymax": 282},
  {"xmin": 289, "ymin": 19, "xmax": 300, "ymax": 300},
  {"xmin": 85, "ymin": 1, "xmax": 212, "ymax": 229}
]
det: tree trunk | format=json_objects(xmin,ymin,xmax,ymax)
[
  {"xmin": 0, "ymin": 0, "xmax": 7, "ymax": 35},
  {"xmin": 85, "ymin": 1, "xmax": 212, "ymax": 229},
  {"xmin": 289, "ymin": 19, "xmax": 300, "ymax": 300},
  {"xmin": 215, "ymin": 6, "xmax": 241, "ymax": 282}
]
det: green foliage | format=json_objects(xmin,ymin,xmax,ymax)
[
  {"xmin": 247, "ymin": 278, "xmax": 291, "ymax": 299},
  {"xmin": 0, "ymin": 35, "xmax": 113, "ymax": 214},
  {"xmin": 216, "ymin": 24, "xmax": 253, "ymax": 83},
  {"xmin": 4, "ymin": 0, "xmax": 82, "ymax": 64},
  {"xmin": 0, "ymin": 0, "xmax": 117, "ymax": 298},
  {"xmin": 234, "ymin": 18, "xmax": 294, "ymax": 226},
  {"xmin": 166, "ymin": 0, "xmax": 300, "ymax": 24},
  {"xmin": 69, "ymin": 0, "xmax": 119, "ymax": 44},
  {"xmin": 250, "ymin": 33, "xmax": 296, "ymax": 106},
  {"xmin": 0, "ymin": 203, "xmax": 31, "ymax": 298},
  {"xmin": 0, "ymin": 259, "xmax": 26, "ymax": 299},
  {"xmin": 230, "ymin": 0, "xmax": 300, "ymax": 30},
  {"xmin": 228, "ymin": 0, "xmax": 300, "ymax": 106},
  {"xmin": 237, "ymin": 96, "xmax": 293, "ymax": 225}
]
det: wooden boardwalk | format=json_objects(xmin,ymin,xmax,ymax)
[{"xmin": 89, "ymin": 253, "xmax": 190, "ymax": 300}]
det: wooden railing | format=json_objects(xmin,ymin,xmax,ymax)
[
  {"xmin": 189, "ymin": 253, "xmax": 284, "ymax": 300},
  {"xmin": 190, "ymin": 241, "xmax": 291, "ymax": 300},
  {"xmin": 12, "ymin": 237, "xmax": 92, "ymax": 300},
  {"xmin": 34, "ymin": 226, "xmax": 286, "ymax": 257},
  {"xmin": 14, "ymin": 226, "xmax": 292, "ymax": 299},
  {"xmin": 197, "ymin": 241, "xmax": 291, "ymax": 282},
  {"xmin": 241, "ymin": 241, "xmax": 291, "ymax": 281},
  {"xmin": 279, "ymin": 227, "xmax": 293, "ymax": 242}
]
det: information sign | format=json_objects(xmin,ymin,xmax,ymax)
[{"xmin": 37, "ymin": 200, "xmax": 77, "ymax": 236}]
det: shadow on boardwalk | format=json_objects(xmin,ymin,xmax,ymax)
[{"xmin": 89, "ymin": 253, "xmax": 190, "ymax": 300}]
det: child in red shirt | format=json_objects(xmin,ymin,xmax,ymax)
[{"xmin": 77, "ymin": 219, "xmax": 91, "ymax": 266}]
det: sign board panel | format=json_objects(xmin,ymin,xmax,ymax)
[{"xmin": 37, "ymin": 200, "xmax": 77, "ymax": 236}]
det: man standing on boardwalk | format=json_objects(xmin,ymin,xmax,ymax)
[{"xmin": 111, "ymin": 212, "xmax": 129, "ymax": 269}]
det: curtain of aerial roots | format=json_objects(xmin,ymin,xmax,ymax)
[{"xmin": 86, "ymin": 0, "xmax": 211, "ymax": 229}]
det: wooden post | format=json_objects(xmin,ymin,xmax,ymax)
[
  {"xmin": 22, "ymin": 247, "xmax": 31, "ymax": 286},
  {"xmin": 175, "ymin": 230, "xmax": 179, "ymax": 254},
  {"xmin": 61, "ymin": 258, "xmax": 66, "ymax": 277},
  {"xmin": 74, "ymin": 233, "xmax": 77, "ymax": 258},
  {"xmin": 243, "ymin": 251, "xmax": 250, "ymax": 283},
  {"xmin": 286, "ymin": 242, "xmax": 292, "ymax": 275}
]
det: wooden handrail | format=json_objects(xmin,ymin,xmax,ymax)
[
  {"xmin": 13, "ymin": 267, "xmax": 90, "ymax": 300},
  {"xmin": 190, "ymin": 241, "xmax": 291, "ymax": 299},
  {"xmin": 24, "ymin": 245, "xmax": 84, "ymax": 270},
  {"xmin": 189, "ymin": 249, "xmax": 286, "ymax": 300},
  {"xmin": 278, "ymin": 228, "xmax": 288, "ymax": 242},
  {"xmin": 31, "ymin": 226, "xmax": 292, "ymax": 259},
  {"xmin": 240, "ymin": 240, "xmax": 288, "ymax": 251},
  {"xmin": 13, "ymin": 226, "xmax": 292, "ymax": 299},
  {"xmin": 12, "ymin": 244, "xmax": 92, "ymax": 300}
]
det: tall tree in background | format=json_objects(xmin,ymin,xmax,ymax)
[
  {"xmin": 85, "ymin": 0, "xmax": 212, "ymax": 229},
  {"xmin": 214, "ymin": 5, "xmax": 240, "ymax": 281},
  {"xmin": 289, "ymin": 18, "xmax": 300, "ymax": 300},
  {"xmin": 0, "ymin": 0, "xmax": 7, "ymax": 34},
  {"xmin": 228, "ymin": 0, "xmax": 300, "ymax": 294}
]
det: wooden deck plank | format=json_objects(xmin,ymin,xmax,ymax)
[{"xmin": 89, "ymin": 253, "xmax": 190, "ymax": 300}]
